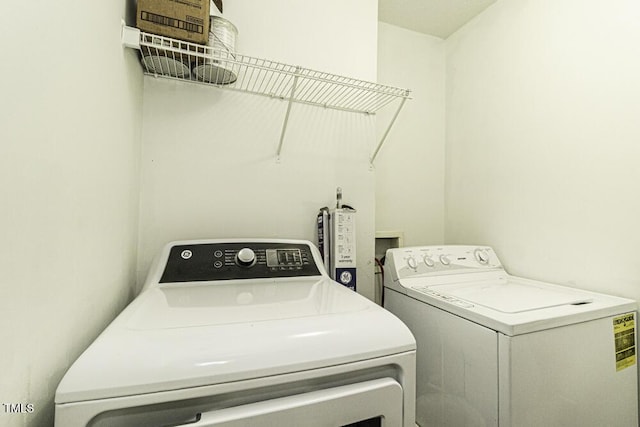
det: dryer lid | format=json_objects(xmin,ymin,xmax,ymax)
[
  {"xmin": 126, "ymin": 277, "xmax": 369, "ymax": 329},
  {"xmin": 55, "ymin": 278, "xmax": 416, "ymax": 404}
]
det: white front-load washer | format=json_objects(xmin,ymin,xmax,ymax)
[
  {"xmin": 383, "ymin": 245, "xmax": 638, "ymax": 427},
  {"xmin": 55, "ymin": 239, "xmax": 416, "ymax": 427}
]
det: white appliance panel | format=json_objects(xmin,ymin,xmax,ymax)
[
  {"xmin": 432, "ymin": 279, "xmax": 591, "ymax": 313},
  {"xmin": 55, "ymin": 352, "xmax": 415, "ymax": 426},
  {"xmin": 127, "ymin": 277, "xmax": 369, "ymax": 329},
  {"xmin": 383, "ymin": 245, "xmax": 638, "ymax": 427},
  {"xmin": 386, "ymin": 246, "xmax": 637, "ymax": 336},
  {"xmin": 180, "ymin": 378, "xmax": 401, "ymax": 427},
  {"xmin": 56, "ymin": 239, "xmax": 417, "ymax": 427},
  {"xmin": 385, "ymin": 289, "xmax": 498, "ymax": 427},
  {"xmin": 499, "ymin": 316, "xmax": 638, "ymax": 427}
]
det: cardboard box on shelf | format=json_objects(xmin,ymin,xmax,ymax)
[{"xmin": 136, "ymin": 0, "xmax": 210, "ymax": 45}]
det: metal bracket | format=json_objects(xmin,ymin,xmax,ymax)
[
  {"xmin": 369, "ymin": 96, "xmax": 408, "ymax": 164},
  {"xmin": 121, "ymin": 23, "xmax": 140, "ymax": 49},
  {"xmin": 276, "ymin": 67, "xmax": 301, "ymax": 161}
]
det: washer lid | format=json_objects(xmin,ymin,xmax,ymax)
[
  {"xmin": 55, "ymin": 278, "xmax": 416, "ymax": 404},
  {"xmin": 435, "ymin": 279, "xmax": 593, "ymax": 313},
  {"xmin": 405, "ymin": 275, "xmax": 637, "ymax": 336}
]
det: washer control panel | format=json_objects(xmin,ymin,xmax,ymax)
[
  {"xmin": 160, "ymin": 242, "xmax": 321, "ymax": 283},
  {"xmin": 387, "ymin": 245, "xmax": 503, "ymax": 281}
]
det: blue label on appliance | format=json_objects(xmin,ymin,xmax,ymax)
[{"xmin": 335, "ymin": 268, "xmax": 356, "ymax": 291}]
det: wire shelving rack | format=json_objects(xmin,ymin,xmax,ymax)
[{"xmin": 121, "ymin": 25, "xmax": 410, "ymax": 163}]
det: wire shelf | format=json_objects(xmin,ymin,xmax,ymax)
[{"xmin": 121, "ymin": 25, "xmax": 410, "ymax": 162}]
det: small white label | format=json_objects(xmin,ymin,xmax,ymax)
[{"xmin": 181, "ymin": 250, "xmax": 193, "ymax": 260}]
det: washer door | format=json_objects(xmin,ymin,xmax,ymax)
[
  {"xmin": 436, "ymin": 279, "xmax": 592, "ymax": 313},
  {"xmin": 178, "ymin": 378, "xmax": 402, "ymax": 427}
]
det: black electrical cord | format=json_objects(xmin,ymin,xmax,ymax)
[{"xmin": 375, "ymin": 256, "xmax": 385, "ymax": 306}]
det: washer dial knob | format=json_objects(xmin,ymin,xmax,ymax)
[
  {"xmin": 236, "ymin": 248, "xmax": 256, "ymax": 267},
  {"xmin": 474, "ymin": 248, "xmax": 489, "ymax": 265},
  {"xmin": 407, "ymin": 256, "xmax": 418, "ymax": 269},
  {"xmin": 423, "ymin": 255, "xmax": 435, "ymax": 267},
  {"xmin": 439, "ymin": 254, "xmax": 451, "ymax": 266}
]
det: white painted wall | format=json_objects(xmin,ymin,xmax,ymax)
[
  {"xmin": 445, "ymin": 0, "xmax": 640, "ymax": 300},
  {"xmin": 137, "ymin": 0, "xmax": 380, "ymax": 299},
  {"xmin": 0, "ymin": 2, "xmax": 142, "ymax": 425},
  {"xmin": 376, "ymin": 23, "xmax": 446, "ymax": 247}
]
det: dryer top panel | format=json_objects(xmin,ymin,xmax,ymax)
[{"xmin": 56, "ymin": 239, "xmax": 416, "ymax": 405}]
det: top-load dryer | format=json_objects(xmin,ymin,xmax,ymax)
[
  {"xmin": 56, "ymin": 239, "xmax": 416, "ymax": 427},
  {"xmin": 383, "ymin": 245, "xmax": 637, "ymax": 427}
]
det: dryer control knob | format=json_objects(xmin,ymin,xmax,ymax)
[
  {"xmin": 423, "ymin": 256, "xmax": 435, "ymax": 267},
  {"xmin": 439, "ymin": 254, "xmax": 451, "ymax": 266},
  {"xmin": 406, "ymin": 256, "xmax": 418, "ymax": 270},
  {"xmin": 236, "ymin": 248, "xmax": 256, "ymax": 267}
]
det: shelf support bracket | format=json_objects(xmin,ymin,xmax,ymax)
[
  {"xmin": 369, "ymin": 96, "xmax": 408, "ymax": 165},
  {"xmin": 121, "ymin": 24, "xmax": 140, "ymax": 49},
  {"xmin": 276, "ymin": 67, "xmax": 301, "ymax": 161}
]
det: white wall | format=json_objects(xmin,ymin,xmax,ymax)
[
  {"xmin": 445, "ymin": 0, "xmax": 640, "ymax": 300},
  {"xmin": 376, "ymin": 23, "xmax": 446, "ymax": 247},
  {"xmin": 0, "ymin": 2, "xmax": 143, "ymax": 425},
  {"xmin": 137, "ymin": 0, "xmax": 380, "ymax": 299}
]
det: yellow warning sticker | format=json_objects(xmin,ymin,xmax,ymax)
[{"xmin": 613, "ymin": 312, "xmax": 636, "ymax": 371}]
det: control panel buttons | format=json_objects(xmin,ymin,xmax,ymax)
[
  {"xmin": 406, "ymin": 256, "xmax": 418, "ymax": 269},
  {"xmin": 474, "ymin": 248, "xmax": 489, "ymax": 264},
  {"xmin": 423, "ymin": 255, "xmax": 435, "ymax": 267},
  {"xmin": 161, "ymin": 243, "xmax": 321, "ymax": 283},
  {"xmin": 439, "ymin": 254, "xmax": 451, "ymax": 266},
  {"xmin": 236, "ymin": 248, "xmax": 256, "ymax": 267}
]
